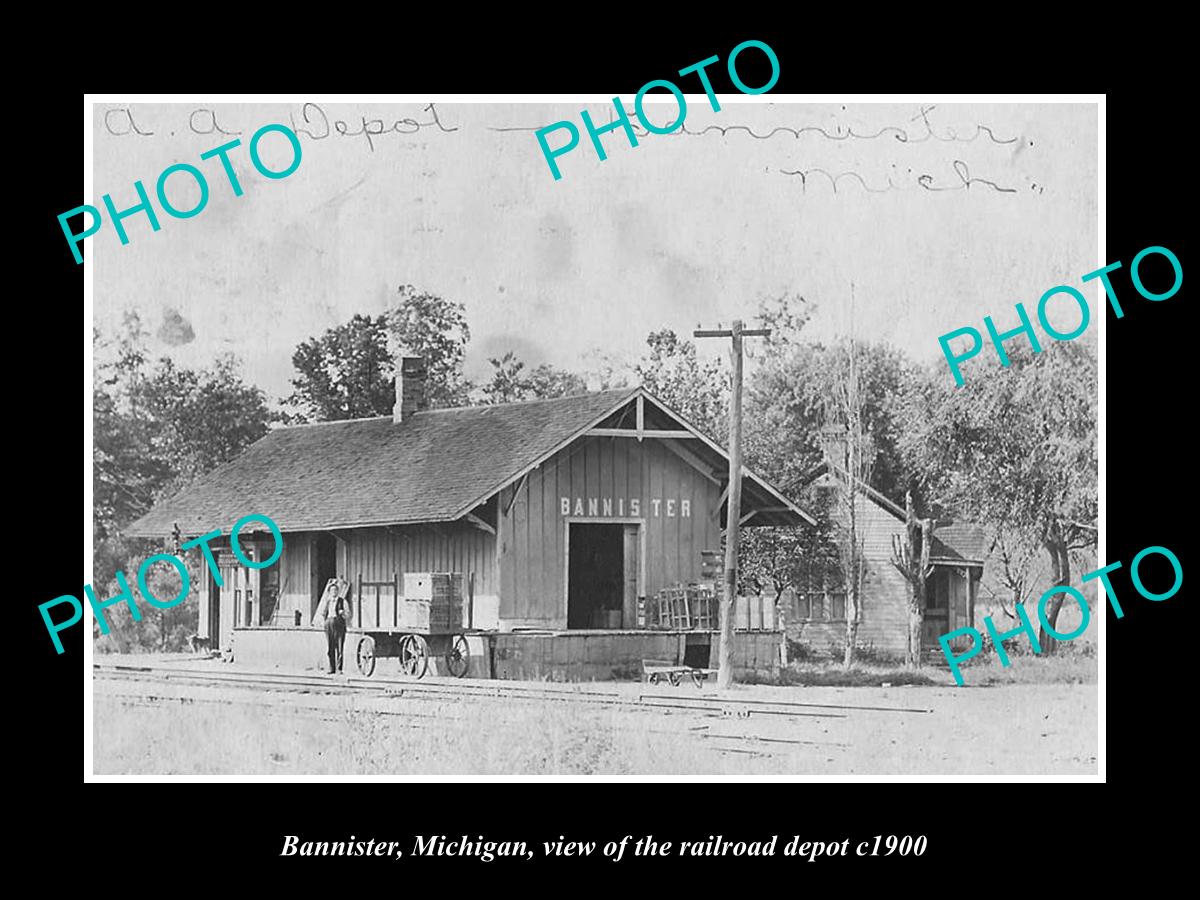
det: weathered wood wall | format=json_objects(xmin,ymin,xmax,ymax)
[
  {"xmin": 219, "ymin": 525, "xmax": 496, "ymax": 637},
  {"xmin": 789, "ymin": 474, "xmax": 978, "ymax": 657},
  {"xmin": 339, "ymin": 525, "xmax": 494, "ymax": 595},
  {"xmin": 498, "ymin": 435, "xmax": 723, "ymax": 627}
]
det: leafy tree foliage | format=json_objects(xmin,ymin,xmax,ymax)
[
  {"xmin": 746, "ymin": 335, "xmax": 922, "ymax": 505},
  {"xmin": 386, "ymin": 284, "xmax": 473, "ymax": 409},
  {"xmin": 634, "ymin": 329, "xmax": 729, "ymax": 442},
  {"xmin": 286, "ymin": 285, "xmax": 473, "ymax": 422},
  {"xmin": 480, "ymin": 351, "xmax": 588, "ymax": 404},
  {"xmin": 93, "ymin": 313, "xmax": 275, "ymax": 652},
  {"xmin": 286, "ymin": 313, "xmax": 394, "ymax": 421},
  {"xmin": 899, "ymin": 340, "xmax": 1097, "ymax": 645}
]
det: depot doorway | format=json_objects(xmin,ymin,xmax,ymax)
[
  {"xmin": 567, "ymin": 523, "xmax": 639, "ymax": 629},
  {"xmin": 314, "ymin": 533, "xmax": 338, "ymax": 623}
]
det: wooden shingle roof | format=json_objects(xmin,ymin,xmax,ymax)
[
  {"xmin": 804, "ymin": 461, "xmax": 986, "ymax": 565},
  {"xmin": 928, "ymin": 523, "xmax": 987, "ymax": 566},
  {"xmin": 125, "ymin": 388, "xmax": 638, "ymax": 538}
]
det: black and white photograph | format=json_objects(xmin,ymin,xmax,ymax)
[{"xmin": 84, "ymin": 95, "xmax": 1101, "ymax": 778}]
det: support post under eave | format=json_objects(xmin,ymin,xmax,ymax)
[
  {"xmin": 711, "ymin": 483, "xmax": 730, "ymax": 523},
  {"xmin": 464, "ymin": 513, "xmax": 497, "ymax": 535}
]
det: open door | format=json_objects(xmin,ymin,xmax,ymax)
[
  {"xmin": 921, "ymin": 569, "xmax": 950, "ymax": 650},
  {"xmin": 207, "ymin": 571, "xmax": 221, "ymax": 648},
  {"xmin": 567, "ymin": 523, "xmax": 624, "ymax": 628},
  {"xmin": 622, "ymin": 524, "xmax": 640, "ymax": 628}
]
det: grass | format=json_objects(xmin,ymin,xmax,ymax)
[
  {"xmin": 748, "ymin": 663, "xmax": 940, "ymax": 687},
  {"xmin": 750, "ymin": 647, "xmax": 1098, "ymax": 688},
  {"xmin": 961, "ymin": 652, "xmax": 1097, "ymax": 686},
  {"xmin": 93, "ymin": 694, "xmax": 746, "ymax": 776},
  {"xmin": 521, "ymin": 650, "xmax": 1099, "ymax": 689},
  {"xmin": 93, "ymin": 668, "xmax": 1099, "ymax": 776}
]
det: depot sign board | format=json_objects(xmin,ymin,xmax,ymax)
[{"xmin": 560, "ymin": 496, "xmax": 693, "ymax": 518}]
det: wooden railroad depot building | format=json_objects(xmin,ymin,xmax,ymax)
[{"xmin": 128, "ymin": 360, "xmax": 813, "ymax": 679}]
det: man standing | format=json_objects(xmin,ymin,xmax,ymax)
[{"xmin": 312, "ymin": 577, "xmax": 352, "ymax": 674}]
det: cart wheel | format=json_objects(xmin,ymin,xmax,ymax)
[
  {"xmin": 356, "ymin": 636, "xmax": 376, "ymax": 678},
  {"xmin": 445, "ymin": 634, "xmax": 470, "ymax": 678},
  {"xmin": 648, "ymin": 673, "xmax": 660, "ymax": 685},
  {"xmin": 400, "ymin": 634, "xmax": 429, "ymax": 679},
  {"xmin": 668, "ymin": 671, "xmax": 682, "ymax": 687},
  {"xmin": 691, "ymin": 670, "xmax": 706, "ymax": 689}
]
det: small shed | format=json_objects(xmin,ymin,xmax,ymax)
[{"xmin": 788, "ymin": 462, "xmax": 986, "ymax": 657}]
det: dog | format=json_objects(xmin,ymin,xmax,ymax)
[{"xmin": 189, "ymin": 634, "xmax": 213, "ymax": 654}]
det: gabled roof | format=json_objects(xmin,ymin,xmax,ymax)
[
  {"xmin": 125, "ymin": 387, "xmax": 814, "ymax": 537},
  {"xmin": 803, "ymin": 461, "xmax": 986, "ymax": 565}
]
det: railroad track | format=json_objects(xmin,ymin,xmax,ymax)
[
  {"xmin": 93, "ymin": 662, "xmax": 932, "ymax": 720},
  {"xmin": 98, "ymin": 686, "xmax": 848, "ymax": 761},
  {"xmin": 94, "ymin": 661, "xmax": 924, "ymax": 766}
]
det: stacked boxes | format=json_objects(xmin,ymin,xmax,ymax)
[{"xmin": 401, "ymin": 572, "xmax": 464, "ymax": 634}]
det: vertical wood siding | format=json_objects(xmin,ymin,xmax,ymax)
[
  {"xmin": 499, "ymin": 435, "xmax": 721, "ymax": 626},
  {"xmin": 342, "ymin": 524, "xmax": 496, "ymax": 601},
  {"xmin": 800, "ymin": 478, "xmax": 978, "ymax": 656}
]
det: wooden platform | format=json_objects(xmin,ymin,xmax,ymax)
[{"xmin": 230, "ymin": 626, "xmax": 784, "ymax": 683}]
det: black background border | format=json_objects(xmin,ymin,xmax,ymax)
[{"xmin": 23, "ymin": 26, "xmax": 1189, "ymax": 885}]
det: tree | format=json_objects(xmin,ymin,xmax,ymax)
[
  {"xmin": 286, "ymin": 313, "xmax": 394, "ymax": 421},
  {"xmin": 481, "ymin": 351, "xmax": 528, "ymax": 404},
  {"xmin": 985, "ymin": 526, "xmax": 1042, "ymax": 621},
  {"xmin": 386, "ymin": 284, "xmax": 473, "ymax": 408},
  {"xmin": 747, "ymin": 341, "xmax": 921, "ymax": 505},
  {"xmin": 745, "ymin": 292, "xmax": 930, "ymax": 666},
  {"xmin": 900, "ymin": 340, "xmax": 1097, "ymax": 650},
  {"xmin": 890, "ymin": 490, "xmax": 934, "ymax": 667},
  {"xmin": 745, "ymin": 290, "xmax": 922, "ymax": 508},
  {"xmin": 634, "ymin": 329, "xmax": 728, "ymax": 442},
  {"xmin": 93, "ymin": 315, "xmax": 275, "ymax": 652},
  {"xmin": 94, "ymin": 318, "xmax": 173, "ymax": 542},
  {"xmin": 739, "ymin": 488, "xmax": 840, "ymax": 610},
  {"xmin": 824, "ymin": 337, "xmax": 875, "ymax": 668},
  {"xmin": 286, "ymin": 286, "xmax": 474, "ymax": 422},
  {"xmin": 579, "ymin": 348, "xmax": 633, "ymax": 392},
  {"xmin": 480, "ymin": 352, "xmax": 589, "ymax": 404},
  {"xmin": 526, "ymin": 363, "xmax": 588, "ymax": 399},
  {"xmin": 139, "ymin": 356, "xmax": 277, "ymax": 494}
]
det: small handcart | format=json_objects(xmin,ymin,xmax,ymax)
[
  {"xmin": 642, "ymin": 659, "xmax": 719, "ymax": 689},
  {"xmin": 348, "ymin": 572, "xmax": 472, "ymax": 679}
]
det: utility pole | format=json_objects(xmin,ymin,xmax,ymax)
[{"xmin": 694, "ymin": 320, "xmax": 771, "ymax": 689}]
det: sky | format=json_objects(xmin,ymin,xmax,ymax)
[{"xmin": 91, "ymin": 99, "xmax": 1097, "ymax": 400}]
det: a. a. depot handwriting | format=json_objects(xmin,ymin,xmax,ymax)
[{"xmin": 103, "ymin": 103, "xmax": 459, "ymax": 153}]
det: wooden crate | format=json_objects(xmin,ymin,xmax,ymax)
[
  {"xmin": 402, "ymin": 572, "xmax": 463, "ymax": 634},
  {"xmin": 730, "ymin": 594, "xmax": 777, "ymax": 631}
]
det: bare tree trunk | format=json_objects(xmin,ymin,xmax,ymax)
[
  {"xmin": 899, "ymin": 493, "xmax": 931, "ymax": 669},
  {"xmin": 1038, "ymin": 524, "xmax": 1071, "ymax": 652},
  {"xmin": 906, "ymin": 602, "xmax": 922, "ymax": 666},
  {"xmin": 843, "ymin": 589, "xmax": 857, "ymax": 667}
]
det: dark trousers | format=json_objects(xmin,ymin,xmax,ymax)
[{"xmin": 324, "ymin": 615, "xmax": 346, "ymax": 673}]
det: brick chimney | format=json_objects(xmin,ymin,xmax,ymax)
[{"xmin": 394, "ymin": 356, "xmax": 428, "ymax": 423}]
